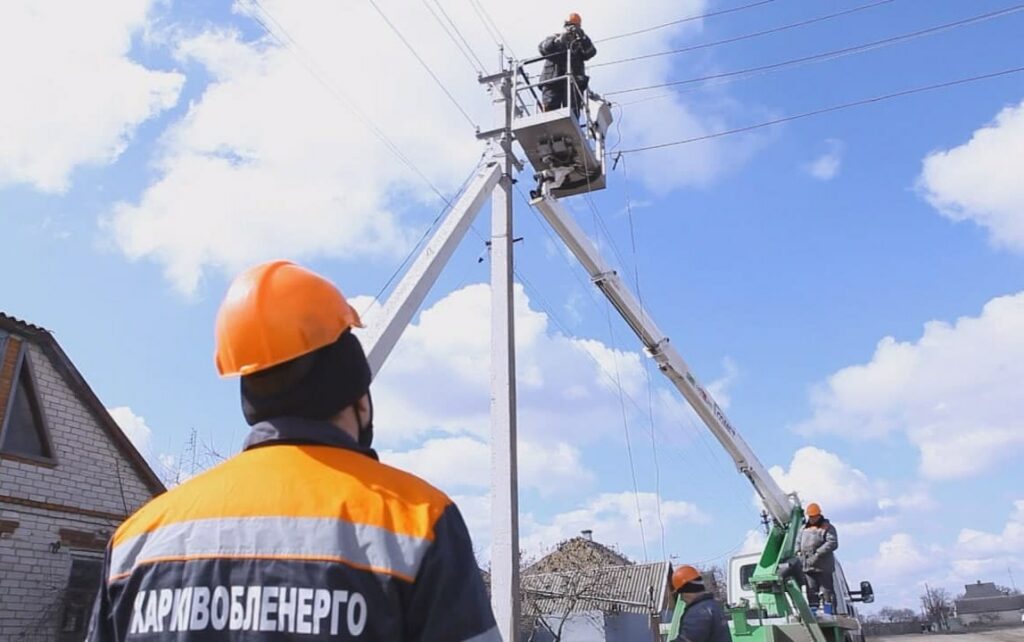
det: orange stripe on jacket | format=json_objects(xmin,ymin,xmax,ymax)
[{"xmin": 114, "ymin": 445, "xmax": 451, "ymax": 546}]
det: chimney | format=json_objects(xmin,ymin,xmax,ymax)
[{"xmin": 581, "ymin": 529, "xmax": 593, "ymax": 541}]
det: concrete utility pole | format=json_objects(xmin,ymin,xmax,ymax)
[{"xmin": 486, "ymin": 52, "xmax": 521, "ymax": 641}]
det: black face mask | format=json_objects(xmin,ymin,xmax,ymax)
[{"xmin": 355, "ymin": 391, "xmax": 374, "ymax": 449}]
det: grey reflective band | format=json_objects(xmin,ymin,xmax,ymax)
[
  {"xmin": 110, "ymin": 516, "xmax": 431, "ymax": 582},
  {"xmin": 461, "ymin": 625, "xmax": 503, "ymax": 642}
]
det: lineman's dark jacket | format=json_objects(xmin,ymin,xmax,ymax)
[
  {"xmin": 538, "ymin": 28, "xmax": 597, "ymax": 83},
  {"xmin": 675, "ymin": 593, "xmax": 730, "ymax": 642},
  {"xmin": 798, "ymin": 518, "xmax": 839, "ymax": 574},
  {"xmin": 87, "ymin": 417, "xmax": 498, "ymax": 641}
]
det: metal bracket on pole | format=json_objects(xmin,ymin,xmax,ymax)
[{"xmin": 362, "ymin": 161, "xmax": 501, "ymax": 376}]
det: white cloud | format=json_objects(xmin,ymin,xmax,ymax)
[
  {"xmin": 104, "ymin": 0, "xmax": 763, "ymax": 294},
  {"xmin": 797, "ymin": 292, "xmax": 1024, "ymax": 480},
  {"xmin": 740, "ymin": 529, "xmax": 767, "ymax": 555},
  {"xmin": 380, "ymin": 436, "xmax": 593, "ymax": 496},
  {"xmin": 767, "ymin": 447, "xmax": 878, "ymax": 521},
  {"xmin": 706, "ymin": 357, "xmax": 738, "ymax": 410},
  {"xmin": 521, "ymin": 491, "xmax": 708, "ymax": 560},
  {"xmin": 956, "ymin": 499, "xmax": 1024, "ymax": 558},
  {"xmin": 919, "ymin": 100, "xmax": 1024, "ymax": 251},
  {"xmin": 107, "ymin": 405, "xmax": 154, "ymax": 456},
  {"xmin": 804, "ymin": 139, "xmax": 844, "ymax": 181},
  {"xmin": 361, "ymin": 283, "xmax": 672, "ymax": 449},
  {"xmin": 0, "ymin": 0, "xmax": 183, "ymax": 192}
]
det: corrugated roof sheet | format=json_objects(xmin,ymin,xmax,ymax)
[{"xmin": 522, "ymin": 561, "xmax": 670, "ymax": 616}]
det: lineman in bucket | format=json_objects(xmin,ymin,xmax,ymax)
[
  {"xmin": 671, "ymin": 565, "xmax": 730, "ymax": 642},
  {"xmin": 88, "ymin": 260, "xmax": 499, "ymax": 641}
]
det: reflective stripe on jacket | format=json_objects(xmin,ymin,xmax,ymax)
[{"xmin": 87, "ymin": 417, "xmax": 499, "ymax": 641}]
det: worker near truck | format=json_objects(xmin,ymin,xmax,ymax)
[
  {"xmin": 671, "ymin": 565, "xmax": 731, "ymax": 642},
  {"xmin": 798, "ymin": 502, "xmax": 839, "ymax": 609},
  {"xmin": 87, "ymin": 260, "xmax": 498, "ymax": 641},
  {"xmin": 538, "ymin": 12, "xmax": 597, "ymax": 113}
]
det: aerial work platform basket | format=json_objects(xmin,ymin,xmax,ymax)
[{"xmin": 511, "ymin": 53, "xmax": 613, "ymax": 199}]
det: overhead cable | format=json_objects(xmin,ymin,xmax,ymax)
[
  {"xmin": 367, "ymin": 0, "xmax": 479, "ymax": 129},
  {"xmin": 618, "ymin": 65, "xmax": 1024, "ymax": 154},
  {"xmin": 607, "ymin": 3, "xmax": 1024, "ymax": 95},
  {"xmin": 597, "ymin": 0, "xmax": 778, "ymax": 43},
  {"xmin": 431, "ymin": 0, "xmax": 489, "ymax": 71},
  {"xmin": 593, "ymin": 0, "xmax": 896, "ymax": 68},
  {"xmin": 245, "ymin": 0, "xmax": 452, "ymax": 206},
  {"xmin": 419, "ymin": 0, "xmax": 483, "ymax": 74}
]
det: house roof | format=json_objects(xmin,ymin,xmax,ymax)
[
  {"xmin": 0, "ymin": 312, "xmax": 165, "ymax": 496},
  {"xmin": 522, "ymin": 561, "xmax": 671, "ymax": 617},
  {"xmin": 955, "ymin": 594, "xmax": 1024, "ymax": 615},
  {"xmin": 525, "ymin": 536, "xmax": 632, "ymax": 575},
  {"xmin": 963, "ymin": 582, "xmax": 1002, "ymax": 599}
]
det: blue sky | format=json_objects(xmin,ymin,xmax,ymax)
[{"xmin": 3, "ymin": 0, "xmax": 1023, "ymax": 608}]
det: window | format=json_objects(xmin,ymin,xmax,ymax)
[
  {"xmin": 740, "ymin": 564, "xmax": 756, "ymax": 590},
  {"xmin": 0, "ymin": 341, "xmax": 55, "ymax": 463},
  {"xmin": 59, "ymin": 556, "xmax": 103, "ymax": 641}
]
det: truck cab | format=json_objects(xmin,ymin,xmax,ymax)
[{"xmin": 728, "ymin": 552, "xmax": 874, "ymax": 642}]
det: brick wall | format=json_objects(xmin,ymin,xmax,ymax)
[{"xmin": 0, "ymin": 341, "xmax": 158, "ymax": 640}]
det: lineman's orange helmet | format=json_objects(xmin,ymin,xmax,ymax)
[
  {"xmin": 215, "ymin": 260, "xmax": 363, "ymax": 377},
  {"xmin": 671, "ymin": 565, "xmax": 703, "ymax": 592}
]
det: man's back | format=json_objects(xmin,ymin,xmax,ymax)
[
  {"xmin": 678, "ymin": 593, "xmax": 730, "ymax": 642},
  {"xmin": 88, "ymin": 418, "xmax": 496, "ymax": 641}
]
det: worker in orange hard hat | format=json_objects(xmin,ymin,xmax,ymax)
[
  {"xmin": 671, "ymin": 565, "xmax": 730, "ymax": 642},
  {"xmin": 88, "ymin": 260, "xmax": 499, "ymax": 641},
  {"xmin": 538, "ymin": 11, "xmax": 597, "ymax": 113},
  {"xmin": 798, "ymin": 502, "xmax": 839, "ymax": 610}
]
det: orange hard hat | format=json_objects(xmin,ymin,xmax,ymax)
[
  {"xmin": 567, "ymin": 12, "xmax": 582, "ymax": 26},
  {"xmin": 806, "ymin": 502, "xmax": 822, "ymax": 517},
  {"xmin": 671, "ymin": 565, "xmax": 703, "ymax": 592},
  {"xmin": 215, "ymin": 260, "xmax": 363, "ymax": 377}
]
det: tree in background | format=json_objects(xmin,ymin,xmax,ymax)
[
  {"xmin": 920, "ymin": 586, "xmax": 952, "ymax": 629},
  {"xmin": 878, "ymin": 607, "xmax": 920, "ymax": 623},
  {"xmin": 702, "ymin": 565, "xmax": 728, "ymax": 603}
]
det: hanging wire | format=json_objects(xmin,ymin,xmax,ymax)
[
  {"xmin": 606, "ymin": 3, "xmax": 1024, "ymax": 96},
  {"xmin": 366, "ymin": 0, "xmax": 479, "ymax": 129},
  {"xmin": 596, "ymin": 0, "xmax": 778, "ymax": 43},
  {"xmin": 617, "ymin": 65, "xmax": 1024, "ymax": 154},
  {"xmin": 431, "ymin": 0, "xmax": 489, "ymax": 71},
  {"xmin": 419, "ymin": 0, "xmax": 484, "ymax": 74},
  {"xmin": 244, "ymin": 0, "xmax": 453, "ymax": 206},
  {"xmin": 593, "ymin": 0, "xmax": 896, "ymax": 68},
  {"xmin": 468, "ymin": 0, "xmax": 518, "ymax": 59}
]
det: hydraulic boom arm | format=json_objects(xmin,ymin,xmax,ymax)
[{"xmin": 531, "ymin": 195, "xmax": 795, "ymax": 525}]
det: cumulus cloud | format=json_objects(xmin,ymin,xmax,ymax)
[
  {"xmin": 804, "ymin": 139, "xmax": 844, "ymax": 181},
  {"xmin": 797, "ymin": 292, "xmax": 1024, "ymax": 480},
  {"xmin": 104, "ymin": 0, "xmax": 759, "ymax": 294},
  {"xmin": 919, "ymin": 100, "xmax": 1024, "ymax": 251},
  {"xmin": 956, "ymin": 499, "xmax": 1024, "ymax": 560},
  {"xmin": 521, "ymin": 491, "xmax": 708, "ymax": 560},
  {"xmin": 107, "ymin": 405, "xmax": 154, "ymax": 456},
  {"xmin": 360, "ymin": 282, "xmax": 683, "ymax": 449},
  {"xmin": 0, "ymin": 0, "xmax": 183, "ymax": 192},
  {"xmin": 380, "ymin": 436, "xmax": 593, "ymax": 496},
  {"xmin": 767, "ymin": 446, "xmax": 878, "ymax": 521}
]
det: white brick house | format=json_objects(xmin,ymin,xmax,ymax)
[{"xmin": 0, "ymin": 313, "xmax": 164, "ymax": 641}]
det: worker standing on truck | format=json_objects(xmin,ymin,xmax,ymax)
[
  {"xmin": 87, "ymin": 260, "xmax": 499, "ymax": 641},
  {"xmin": 798, "ymin": 502, "xmax": 839, "ymax": 609},
  {"xmin": 538, "ymin": 12, "xmax": 597, "ymax": 113},
  {"xmin": 671, "ymin": 565, "xmax": 731, "ymax": 642}
]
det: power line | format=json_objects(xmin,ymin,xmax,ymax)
[
  {"xmin": 244, "ymin": 0, "xmax": 452, "ymax": 206},
  {"xmin": 431, "ymin": 0, "xmax": 489, "ymax": 72},
  {"xmin": 366, "ymin": 0, "xmax": 479, "ymax": 129},
  {"xmin": 597, "ymin": 0, "xmax": 778, "ymax": 43},
  {"xmin": 419, "ymin": 0, "xmax": 483, "ymax": 74},
  {"xmin": 468, "ymin": 0, "xmax": 517, "ymax": 59},
  {"xmin": 618, "ymin": 64, "xmax": 1024, "ymax": 154},
  {"xmin": 593, "ymin": 0, "xmax": 896, "ymax": 68},
  {"xmin": 607, "ymin": 3, "xmax": 1024, "ymax": 96}
]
